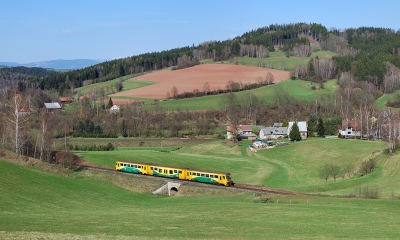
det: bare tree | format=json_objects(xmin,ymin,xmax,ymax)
[
  {"xmin": 171, "ymin": 86, "xmax": 179, "ymax": 99},
  {"xmin": 203, "ymin": 82, "xmax": 210, "ymax": 96},
  {"xmin": 5, "ymin": 94, "xmax": 30, "ymax": 154}
]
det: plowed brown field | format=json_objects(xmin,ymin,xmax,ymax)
[{"xmin": 110, "ymin": 64, "xmax": 290, "ymax": 99}]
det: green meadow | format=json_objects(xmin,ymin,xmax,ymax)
[
  {"xmin": 2, "ymin": 137, "xmax": 400, "ymax": 239},
  {"xmin": 76, "ymin": 138, "xmax": 392, "ymax": 196},
  {"xmin": 148, "ymin": 79, "xmax": 338, "ymax": 111},
  {"xmin": 230, "ymin": 51, "xmax": 335, "ymax": 70},
  {"xmin": 75, "ymin": 74, "xmax": 157, "ymax": 97}
]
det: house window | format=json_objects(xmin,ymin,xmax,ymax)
[{"xmin": 348, "ymin": 131, "xmax": 351, "ymax": 134}]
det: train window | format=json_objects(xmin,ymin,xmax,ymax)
[
  {"xmin": 154, "ymin": 167, "xmax": 157, "ymax": 170},
  {"xmin": 197, "ymin": 173, "xmax": 200, "ymax": 176},
  {"xmin": 223, "ymin": 176, "xmax": 226, "ymax": 179},
  {"xmin": 134, "ymin": 165, "xmax": 137, "ymax": 168},
  {"xmin": 187, "ymin": 172, "xmax": 189, "ymax": 176},
  {"xmin": 150, "ymin": 167, "xmax": 153, "ymax": 170},
  {"xmin": 169, "ymin": 170, "xmax": 173, "ymax": 174},
  {"xmin": 159, "ymin": 168, "xmax": 162, "ymax": 172},
  {"xmin": 201, "ymin": 174, "xmax": 204, "ymax": 177},
  {"xmin": 178, "ymin": 171, "xmax": 182, "ymax": 174},
  {"xmin": 144, "ymin": 167, "xmax": 146, "ymax": 170},
  {"xmin": 174, "ymin": 170, "xmax": 177, "ymax": 173},
  {"xmin": 206, "ymin": 174, "xmax": 209, "ymax": 178},
  {"xmin": 165, "ymin": 170, "xmax": 167, "ymax": 174}
]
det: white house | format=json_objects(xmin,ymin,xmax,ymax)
[
  {"xmin": 109, "ymin": 104, "xmax": 120, "ymax": 113},
  {"xmin": 259, "ymin": 126, "xmax": 288, "ymax": 139},
  {"xmin": 339, "ymin": 119, "xmax": 361, "ymax": 138},
  {"xmin": 288, "ymin": 121, "xmax": 308, "ymax": 139}
]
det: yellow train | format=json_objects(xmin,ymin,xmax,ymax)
[{"xmin": 115, "ymin": 160, "xmax": 234, "ymax": 186}]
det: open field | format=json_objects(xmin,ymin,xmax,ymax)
[
  {"xmin": 2, "ymin": 136, "xmax": 400, "ymax": 239},
  {"xmin": 230, "ymin": 51, "xmax": 335, "ymax": 70},
  {"xmin": 110, "ymin": 64, "xmax": 290, "ymax": 99},
  {"xmin": 146, "ymin": 79, "xmax": 338, "ymax": 111},
  {"xmin": 2, "ymin": 159, "xmax": 400, "ymax": 239},
  {"xmin": 75, "ymin": 138, "xmax": 393, "ymax": 197}
]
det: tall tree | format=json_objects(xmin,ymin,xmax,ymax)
[
  {"xmin": 289, "ymin": 122, "xmax": 301, "ymax": 141},
  {"xmin": 317, "ymin": 116, "xmax": 325, "ymax": 137},
  {"xmin": 5, "ymin": 94, "xmax": 29, "ymax": 154},
  {"xmin": 120, "ymin": 119, "xmax": 127, "ymax": 137},
  {"xmin": 107, "ymin": 97, "xmax": 114, "ymax": 109}
]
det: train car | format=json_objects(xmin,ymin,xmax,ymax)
[
  {"xmin": 115, "ymin": 160, "xmax": 233, "ymax": 186},
  {"xmin": 184, "ymin": 169, "xmax": 233, "ymax": 186},
  {"xmin": 115, "ymin": 161, "xmax": 150, "ymax": 174},
  {"xmin": 148, "ymin": 164, "xmax": 185, "ymax": 179}
]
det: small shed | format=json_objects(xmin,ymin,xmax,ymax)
[{"xmin": 44, "ymin": 102, "xmax": 62, "ymax": 113}]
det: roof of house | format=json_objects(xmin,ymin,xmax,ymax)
[
  {"xmin": 44, "ymin": 102, "xmax": 61, "ymax": 109},
  {"xmin": 261, "ymin": 127, "xmax": 288, "ymax": 135},
  {"xmin": 18, "ymin": 108, "xmax": 34, "ymax": 113},
  {"xmin": 226, "ymin": 125, "xmax": 236, "ymax": 132},
  {"xmin": 59, "ymin": 97, "xmax": 72, "ymax": 102},
  {"xmin": 288, "ymin": 121, "xmax": 307, "ymax": 132},
  {"xmin": 273, "ymin": 123, "xmax": 283, "ymax": 127},
  {"xmin": 238, "ymin": 125, "xmax": 252, "ymax": 131},
  {"xmin": 342, "ymin": 119, "xmax": 361, "ymax": 131}
]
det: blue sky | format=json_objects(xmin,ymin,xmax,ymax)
[{"xmin": 1, "ymin": 0, "xmax": 399, "ymax": 63}]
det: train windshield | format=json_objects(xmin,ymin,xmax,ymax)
[{"xmin": 226, "ymin": 174, "xmax": 231, "ymax": 180}]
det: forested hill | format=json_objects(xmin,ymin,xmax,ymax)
[
  {"xmin": 10, "ymin": 22, "xmax": 400, "ymax": 96},
  {"xmin": 0, "ymin": 66, "xmax": 55, "ymax": 90}
]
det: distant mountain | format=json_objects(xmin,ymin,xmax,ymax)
[{"xmin": 0, "ymin": 59, "xmax": 102, "ymax": 70}]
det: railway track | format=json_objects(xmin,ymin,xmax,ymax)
[{"xmin": 76, "ymin": 161, "xmax": 297, "ymax": 195}]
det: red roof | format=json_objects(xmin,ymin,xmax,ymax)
[
  {"xmin": 226, "ymin": 125, "xmax": 236, "ymax": 132},
  {"xmin": 238, "ymin": 125, "xmax": 252, "ymax": 131},
  {"xmin": 59, "ymin": 97, "xmax": 72, "ymax": 102}
]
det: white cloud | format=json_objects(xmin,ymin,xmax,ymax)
[
  {"xmin": 61, "ymin": 29, "xmax": 72, "ymax": 34},
  {"xmin": 228, "ymin": 34, "xmax": 237, "ymax": 40}
]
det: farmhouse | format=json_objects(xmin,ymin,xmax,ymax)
[
  {"xmin": 259, "ymin": 126, "xmax": 288, "ymax": 139},
  {"xmin": 288, "ymin": 121, "xmax": 308, "ymax": 139},
  {"xmin": 109, "ymin": 104, "xmax": 120, "ymax": 113},
  {"xmin": 339, "ymin": 119, "xmax": 361, "ymax": 138},
  {"xmin": 18, "ymin": 108, "xmax": 34, "ymax": 116},
  {"xmin": 58, "ymin": 97, "xmax": 73, "ymax": 106}
]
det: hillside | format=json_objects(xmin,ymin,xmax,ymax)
[{"xmin": 2, "ymin": 137, "xmax": 400, "ymax": 239}]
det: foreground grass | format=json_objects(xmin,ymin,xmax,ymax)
[{"xmin": 1, "ymin": 159, "xmax": 399, "ymax": 239}]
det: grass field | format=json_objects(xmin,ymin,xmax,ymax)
[
  {"xmin": 146, "ymin": 79, "xmax": 338, "ymax": 110},
  {"xmin": 74, "ymin": 138, "xmax": 394, "ymax": 196},
  {"xmin": 230, "ymin": 51, "xmax": 335, "ymax": 70},
  {"xmin": 1, "ymin": 158, "xmax": 400, "ymax": 239},
  {"xmin": 75, "ymin": 74, "xmax": 157, "ymax": 97}
]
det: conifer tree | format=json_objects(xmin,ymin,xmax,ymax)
[
  {"xmin": 317, "ymin": 116, "xmax": 325, "ymax": 137},
  {"xmin": 107, "ymin": 97, "xmax": 113, "ymax": 109},
  {"xmin": 289, "ymin": 122, "xmax": 301, "ymax": 141}
]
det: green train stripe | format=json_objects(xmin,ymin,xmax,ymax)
[
  {"xmin": 121, "ymin": 167, "xmax": 142, "ymax": 174},
  {"xmin": 192, "ymin": 177, "xmax": 218, "ymax": 184}
]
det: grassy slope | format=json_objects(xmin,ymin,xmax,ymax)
[
  {"xmin": 1, "ymin": 158, "xmax": 400, "ymax": 239},
  {"xmin": 148, "ymin": 79, "xmax": 338, "ymax": 111},
  {"xmin": 76, "ymin": 138, "xmax": 395, "ymax": 196},
  {"xmin": 231, "ymin": 51, "xmax": 335, "ymax": 70},
  {"xmin": 376, "ymin": 90, "xmax": 400, "ymax": 108},
  {"xmin": 75, "ymin": 74, "xmax": 157, "ymax": 97}
]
